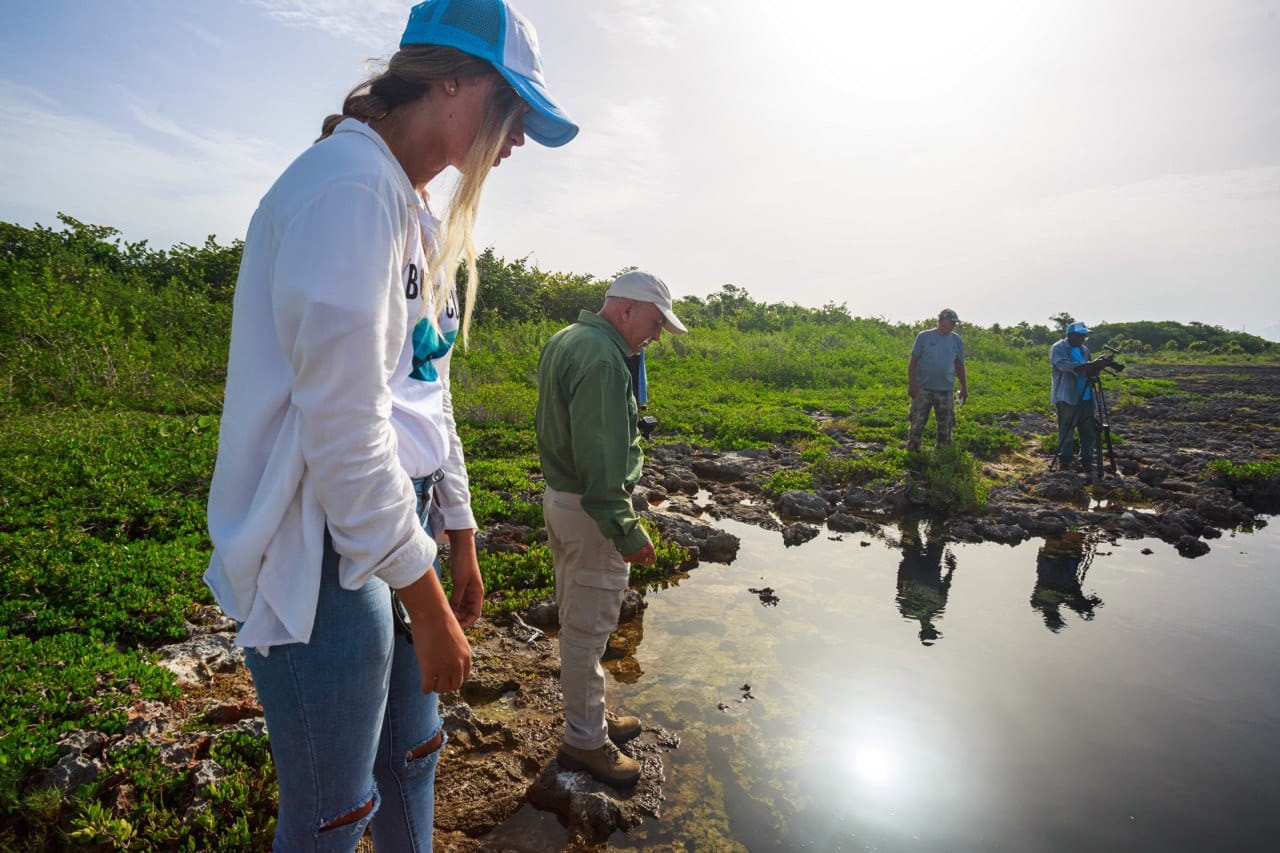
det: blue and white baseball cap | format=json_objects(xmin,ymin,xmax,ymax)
[
  {"xmin": 1067, "ymin": 321, "xmax": 1089, "ymax": 335},
  {"xmin": 401, "ymin": 0, "xmax": 578, "ymax": 147}
]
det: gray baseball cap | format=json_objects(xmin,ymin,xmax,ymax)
[{"xmin": 939, "ymin": 308, "xmax": 959, "ymax": 322}]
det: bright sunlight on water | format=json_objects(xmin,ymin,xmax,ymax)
[{"xmin": 560, "ymin": 514, "xmax": 1280, "ymax": 851}]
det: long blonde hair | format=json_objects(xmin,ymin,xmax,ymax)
[{"xmin": 319, "ymin": 45, "xmax": 525, "ymax": 346}]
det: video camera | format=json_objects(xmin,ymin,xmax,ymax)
[
  {"xmin": 638, "ymin": 415, "xmax": 658, "ymax": 440},
  {"xmin": 1083, "ymin": 344, "xmax": 1125, "ymax": 377}
]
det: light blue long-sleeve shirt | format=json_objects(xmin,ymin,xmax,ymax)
[{"xmin": 1050, "ymin": 338, "xmax": 1092, "ymax": 406}]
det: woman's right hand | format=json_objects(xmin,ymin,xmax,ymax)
[{"xmin": 393, "ymin": 569, "xmax": 472, "ymax": 693}]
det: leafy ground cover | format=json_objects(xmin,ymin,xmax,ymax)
[{"xmin": 2, "ymin": 216, "xmax": 1276, "ymax": 847}]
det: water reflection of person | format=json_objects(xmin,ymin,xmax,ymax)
[
  {"xmin": 602, "ymin": 606, "xmax": 646, "ymax": 685},
  {"xmin": 895, "ymin": 517, "xmax": 956, "ymax": 646},
  {"xmin": 1031, "ymin": 533, "xmax": 1103, "ymax": 632}
]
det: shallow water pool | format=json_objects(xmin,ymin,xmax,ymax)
[{"xmin": 498, "ymin": 516, "xmax": 1280, "ymax": 851}]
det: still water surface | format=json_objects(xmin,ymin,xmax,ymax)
[{"xmin": 494, "ymin": 516, "xmax": 1280, "ymax": 851}]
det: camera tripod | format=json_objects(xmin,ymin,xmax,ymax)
[{"xmin": 1087, "ymin": 372, "xmax": 1118, "ymax": 479}]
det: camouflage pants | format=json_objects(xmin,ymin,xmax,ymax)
[{"xmin": 907, "ymin": 389, "xmax": 955, "ymax": 451}]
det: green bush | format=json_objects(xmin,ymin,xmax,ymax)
[
  {"xmin": 1205, "ymin": 457, "xmax": 1280, "ymax": 485},
  {"xmin": 921, "ymin": 445, "xmax": 988, "ymax": 513},
  {"xmin": 762, "ymin": 469, "xmax": 814, "ymax": 495}
]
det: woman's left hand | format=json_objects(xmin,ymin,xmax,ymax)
[{"xmin": 446, "ymin": 528, "xmax": 484, "ymax": 629}]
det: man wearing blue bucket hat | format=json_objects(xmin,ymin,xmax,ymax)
[
  {"xmin": 1050, "ymin": 321, "xmax": 1106, "ymax": 472},
  {"xmin": 206, "ymin": 1, "xmax": 576, "ymax": 848}
]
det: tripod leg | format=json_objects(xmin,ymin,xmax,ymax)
[
  {"xmin": 1089, "ymin": 379, "xmax": 1104, "ymax": 479},
  {"xmin": 1096, "ymin": 382, "xmax": 1118, "ymax": 475},
  {"xmin": 1094, "ymin": 419, "xmax": 1104, "ymax": 478}
]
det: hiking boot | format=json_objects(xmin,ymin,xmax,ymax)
[
  {"xmin": 606, "ymin": 710, "xmax": 641, "ymax": 745},
  {"xmin": 557, "ymin": 740, "xmax": 641, "ymax": 787}
]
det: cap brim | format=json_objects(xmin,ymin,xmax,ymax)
[
  {"xmin": 497, "ymin": 68, "xmax": 578, "ymax": 147},
  {"xmin": 659, "ymin": 306, "xmax": 687, "ymax": 335}
]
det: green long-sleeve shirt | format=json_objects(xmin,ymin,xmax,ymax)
[{"xmin": 535, "ymin": 311, "xmax": 650, "ymax": 556}]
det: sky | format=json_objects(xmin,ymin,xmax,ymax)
[{"xmin": 2, "ymin": 0, "xmax": 1279, "ymax": 338}]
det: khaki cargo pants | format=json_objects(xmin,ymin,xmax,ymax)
[{"xmin": 543, "ymin": 487, "xmax": 630, "ymax": 750}]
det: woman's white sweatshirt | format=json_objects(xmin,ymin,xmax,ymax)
[{"xmin": 205, "ymin": 119, "xmax": 476, "ymax": 650}]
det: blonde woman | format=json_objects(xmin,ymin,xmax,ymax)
[{"xmin": 204, "ymin": 1, "xmax": 576, "ymax": 848}]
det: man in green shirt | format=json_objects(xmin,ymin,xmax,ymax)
[{"xmin": 536, "ymin": 270, "xmax": 687, "ymax": 786}]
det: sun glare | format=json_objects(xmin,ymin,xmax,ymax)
[
  {"xmin": 854, "ymin": 746, "xmax": 895, "ymax": 786},
  {"xmin": 752, "ymin": 0, "xmax": 1046, "ymax": 118}
]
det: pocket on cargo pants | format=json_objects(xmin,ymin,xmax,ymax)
[{"xmin": 564, "ymin": 533, "xmax": 629, "ymax": 638}]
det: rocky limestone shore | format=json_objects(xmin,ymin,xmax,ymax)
[{"xmin": 35, "ymin": 363, "xmax": 1280, "ymax": 848}]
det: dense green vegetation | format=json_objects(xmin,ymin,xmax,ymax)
[{"xmin": 2, "ymin": 215, "xmax": 1276, "ymax": 848}]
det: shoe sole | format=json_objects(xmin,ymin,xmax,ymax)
[{"xmin": 556, "ymin": 751, "xmax": 641, "ymax": 787}]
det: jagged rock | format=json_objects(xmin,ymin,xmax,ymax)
[
  {"xmin": 866, "ymin": 483, "xmax": 914, "ymax": 515},
  {"xmin": 38, "ymin": 751, "xmax": 104, "ymax": 795},
  {"xmin": 124, "ymin": 701, "xmax": 174, "ymax": 738},
  {"xmin": 156, "ymin": 634, "xmax": 244, "ymax": 686},
  {"xmin": 55, "ymin": 730, "xmax": 108, "ymax": 759},
  {"xmin": 659, "ymin": 466, "xmax": 700, "ymax": 495},
  {"xmin": 664, "ymin": 496, "xmax": 705, "ymax": 517},
  {"xmin": 218, "ymin": 718, "xmax": 268, "ymax": 741},
  {"xmin": 204, "ymin": 700, "xmax": 262, "ymax": 725},
  {"xmin": 690, "ymin": 455, "xmax": 750, "ymax": 482},
  {"xmin": 105, "ymin": 734, "xmax": 146, "ymax": 763},
  {"xmin": 189, "ymin": 759, "xmax": 227, "ymax": 793},
  {"xmin": 827, "ymin": 512, "xmax": 875, "ymax": 534},
  {"xmin": 707, "ymin": 497, "xmax": 782, "ymax": 532},
  {"xmin": 777, "ymin": 490, "xmax": 830, "ymax": 522},
  {"xmin": 523, "ymin": 599, "xmax": 559, "ymax": 629},
  {"xmin": 782, "ymin": 523, "xmax": 819, "ymax": 547},
  {"xmin": 972, "ymin": 520, "xmax": 1027, "ymax": 544},
  {"xmin": 1033, "ymin": 473, "xmax": 1086, "ymax": 501},
  {"xmin": 184, "ymin": 605, "xmax": 236, "ymax": 637},
  {"xmin": 1021, "ymin": 511, "xmax": 1069, "ymax": 536},
  {"xmin": 1190, "ymin": 494, "xmax": 1251, "ymax": 527},
  {"xmin": 527, "ymin": 764, "xmax": 633, "ymax": 841},
  {"xmin": 645, "ymin": 510, "xmax": 740, "ymax": 563},
  {"xmin": 1165, "ymin": 507, "xmax": 1206, "ymax": 536},
  {"xmin": 160, "ymin": 734, "xmax": 212, "ymax": 769},
  {"xmin": 1118, "ymin": 511, "xmax": 1148, "ymax": 533},
  {"xmin": 619, "ymin": 589, "xmax": 648, "ymax": 622},
  {"xmin": 1138, "ymin": 464, "xmax": 1171, "ymax": 485},
  {"xmin": 441, "ymin": 700, "xmax": 494, "ymax": 744},
  {"xmin": 1176, "ymin": 535, "xmax": 1210, "ymax": 558},
  {"xmin": 570, "ymin": 791, "xmax": 627, "ymax": 841},
  {"xmin": 641, "ymin": 484, "xmax": 668, "ymax": 502}
]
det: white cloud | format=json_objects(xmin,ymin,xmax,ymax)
[
  {"xmin": 877, "ymin": 167, "xmax": 1280, "ymax": 329},
  {"xmin": 0, "ymin": 79, "xmax": 285, "ymax": 245},
  {"xmin": 473, "ymin": 96, "xmax": 675, "ymax": 274},
  {"xmin": 1005, "ymin": 168, "xmax": 1280, "ymax": 259},
  {"xmin": 591, "ymin": 0, "xmax": 718, "ymax": 48},
  {"xmin": 243, "ymin": 0, "xmax": 403, "ymax": 49}
]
